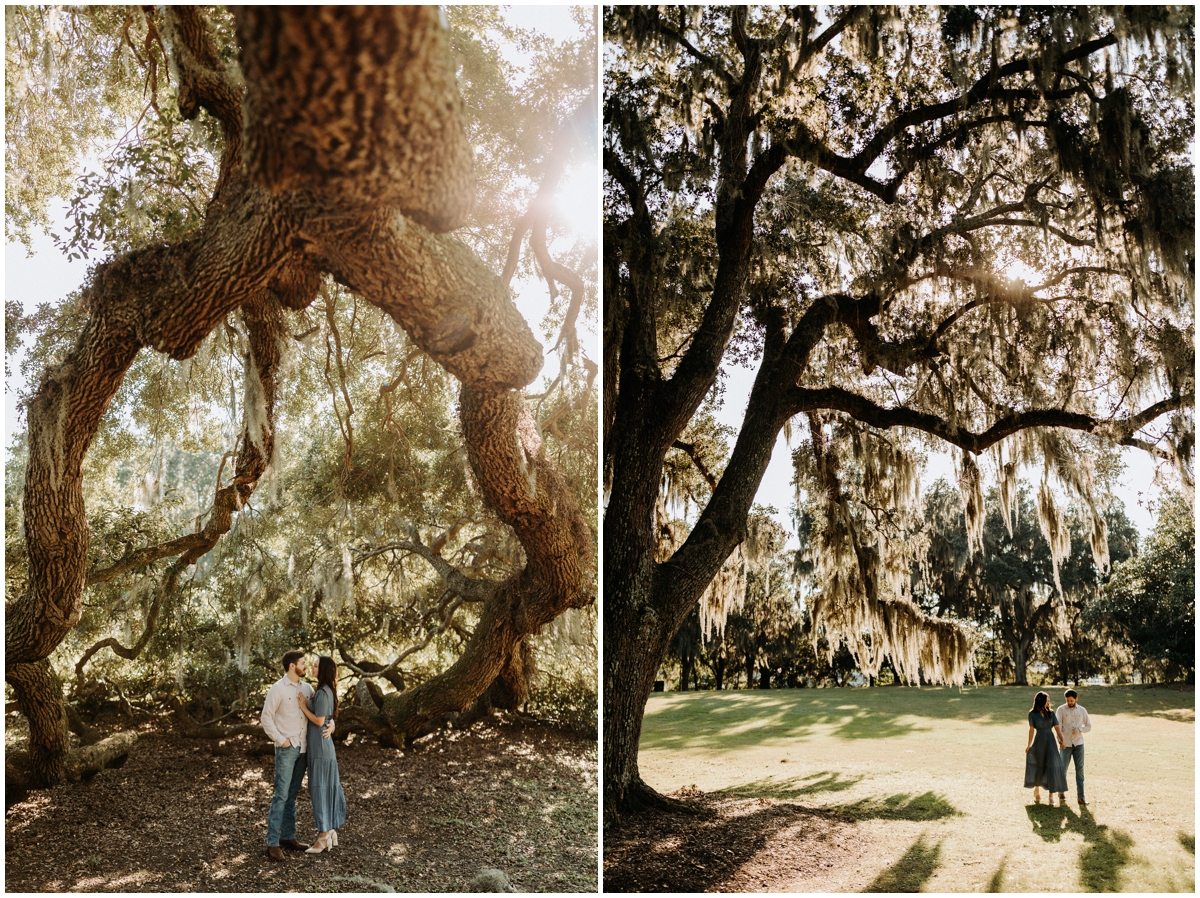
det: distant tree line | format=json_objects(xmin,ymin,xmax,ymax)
[{"xmin": 664, "ymin": 486, "xmax": 1194, "ymax": 689}]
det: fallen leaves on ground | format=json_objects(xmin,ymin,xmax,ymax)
[
  {"xmin": 5, "ymin": 714, "xmax": 597, "ymax": 893},
  {"xmin": 603, "ymin": 787, "xmax": 869, "ymax": 892}
]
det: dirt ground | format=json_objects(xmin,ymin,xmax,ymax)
[
  {"xmin": 603, "ymin": 789, "xmax": 872, "ymax": 892},
  {"xmin": 4, "ymin": 713, "xmax": 597, "ymax": 893}
]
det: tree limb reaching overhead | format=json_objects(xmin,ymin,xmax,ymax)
[{"xmin": 7, "ymin": 5, "xmax": 594, "ymax": 785}]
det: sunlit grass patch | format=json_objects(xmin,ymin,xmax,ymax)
[{"xmin": 638, "ymin": 685, "xmax": 1194, "ymax": 892}]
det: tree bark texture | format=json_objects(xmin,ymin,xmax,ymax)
[
  {"xmin": 602, "ymin": 566, "xmax": 679, "ymax": 820},
  {"xmin": 381, "ymin": 387, "xmax": 591, "ymax": 739},
  {"xmin": 7, "ymin": 660, "xmax": 71, "ymax": 786},
  {"xmin": 8, "ymin": 6, "xmax": 591, "ymax": 785}
]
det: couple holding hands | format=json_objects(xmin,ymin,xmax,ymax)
[{"xmin": 1024, "ymin": 688, "xmax": 1091, "ymax": 807}]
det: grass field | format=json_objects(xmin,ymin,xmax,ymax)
[{"xmin": 637, "ymin": 685, "xmax": 1194, "ymax": 892}]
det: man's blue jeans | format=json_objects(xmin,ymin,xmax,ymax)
[
  {"xmin": 1060, "ymin": 743, "xmax": 1085, "ymax": 802},
  {"xmin": 267, "ymin": 744, "xmax": 307, "ymax": 846}
]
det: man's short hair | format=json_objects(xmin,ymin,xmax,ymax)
[
  {"xmin": 1064, "ymin": 688, "xmax": 1078, "ymax": 698},
  {"xmin": 281, "ymin": 650, "xmax": 305, "ymax": 673}
]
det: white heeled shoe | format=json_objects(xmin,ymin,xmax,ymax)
[
  {"xmin": 331, "ymin": 830, "xmax": 339, "ymax": 848},
  {"xmin": 306, "ymin": 833, "xmax": 333, "ymax": 854}
]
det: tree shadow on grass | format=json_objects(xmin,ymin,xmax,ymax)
[
  {"xmin": 832, "ymin": 791, "xmax": 958, "ymax": 822},
  {"xmin": 862, "ymin": 835, "xmax": 943, "ymax": 892},
  {"xmin": 1026, "ymin": 804, "xmax": 1133, "ymax": 891},
  {"xmin": 716, "ymin": 770, "xmax": 864, "ymax": 799},
  {"xmin": 1180, "ymin": 832, "xmax": 1195, "ymax": 854},
  {"xmin": 986, "ymin": 856, "xmax": 1007, "ymax": 892},
  {"xmin": 833, "ymin": 709, "xmax": 925, "ymax": 740}
]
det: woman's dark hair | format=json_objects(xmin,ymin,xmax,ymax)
[
  {"xmin": 1031, "ymin": 691, "xmax": 1051, "ymax": 717},
  {"xmin": 316, "ymin": 655, "xmax": 339, "ymax": 718}
]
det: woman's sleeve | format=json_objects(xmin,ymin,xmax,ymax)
[{"xmin": 313, "ymin": 687, "xmax": 331, "ymax": 717}]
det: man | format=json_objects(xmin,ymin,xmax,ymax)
[
  {"xmin": 1056, "ymin": 688, "xmax": 1091, "ymax": 807},
  {"xmin": 261, "ymin": 650, "xmax": 334, "ymax": 860}
]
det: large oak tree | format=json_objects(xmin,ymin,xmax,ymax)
[
  {"xmin": 7, "ymin": 6, "xmax": 596, "ymax": 788},
  {"xmin": 603, "ymin": 6, "xmax": 1193, "ymax": 819}
]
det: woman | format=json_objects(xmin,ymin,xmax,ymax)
[
  {"xmin": 1024, "ymin": 690, "xmax": 1067, "ymax": 806},
  {"xmin": 298, "ymin": 655, "xmax": 347, "ymax": 852}
]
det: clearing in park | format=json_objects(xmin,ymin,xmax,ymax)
[{"xmin": 604, "ymin": 685, "xmax": 1194, "ymax": 892}]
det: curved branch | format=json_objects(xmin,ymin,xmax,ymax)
[
  {"xmin": 337, "ymin": 646, "xmax": 405, "ymax": 692},
  {"xmin": 159, "ymin": 6, "xmax": 244, "ymax": 208},
  {"xmin": 74, "ymin": 568, "xmax": 174, "ymax": 683},
  {"xmin": 851, "ymin": 36, "xmax": 1116, "ymax": 174},
  {"xmin": 785, "ymin": 385, "xmax": 1192, "ymax": 455},
  {"xmin": 777, "ymin": 34, "xmax": 1118, "ymax": 202},
  {"xmin": 657, "ymin": 18, "xmax": 735, "ymax": 87},
  {"xmin": 354, "ymin": 540, "xmax": 490, "ymax": 603}
]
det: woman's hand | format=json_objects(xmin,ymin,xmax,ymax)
[
  {"xmin": 298, "ymin": 693, "xmax": 307, "ymax": 708},
  {"xmin": 1025, "ymin": 745, "xmax": 1031, "ymax": 753}
]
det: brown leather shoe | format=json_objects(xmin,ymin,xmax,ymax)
[
  {"xmin": 267, "ymin": 846, "xmax": 286, "ymax": 861},
  {"xmin": 280, "ymin": 838, "xmax": 310, "ymax": 852}
]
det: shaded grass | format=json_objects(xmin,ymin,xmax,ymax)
[
  {"xmin": 1026, "ymin": 803, "xmax": 1134, "ymax": 891},
  {"xmin": 1181, "ymin": 832, "xmax": 1195, "ymax": 855},
  {"xmin": 640, "ymin": 685, "xmax": 1194, "ymax": 753},
  {"xmin": 863, "ymin": 836, "xmax": 943, "ymax": 892},
  {"xmin": 715, "ymin": 770, "xmax": 863, "ymax": 799},
  {"xmin": 832, "ymin": 791, "xmax": 958, "ymax": 822},
  {"xmin": 714, "ymin": 776, "xmax": 957, "ymax": 823},
  {"xmin": 986, "ymin": 857, "xmax": 1007, "ymax": 892}
]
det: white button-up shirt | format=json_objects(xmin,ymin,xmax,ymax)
[
  {"xmin": 1056, "ymin": 702, "xmax": 1091, "ymax": 747},
  {"xmin": 261, "ymin": 675, "xmax": 315, "ymax": 751}
]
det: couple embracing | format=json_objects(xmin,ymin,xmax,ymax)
[{"xmin": 260, "ymin": 650, "xmax": 348, "ymax": 860}]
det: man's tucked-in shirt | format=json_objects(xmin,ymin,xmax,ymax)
[
  {"xmin": 261, "ymin": 676, "xmax": 315, "ymax": 751},
  {"xmin": 1056, "ymin": 703, "xmax": 1091, "ymax": 747}
]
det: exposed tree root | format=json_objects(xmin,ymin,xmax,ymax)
[
  {"xmin": 606, "ymin": 775, "xmax": 702, "ymax": 828},
  {"xmin": 6, "ymin": 730, "xmax": 138, "ymax": 803}
]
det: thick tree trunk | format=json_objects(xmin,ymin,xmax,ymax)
[
  {"xmin": 478, "ymin": 639, "xmax": 537, "ymax": 711},
  {"xmin": 1012, "ymin": 639, "xmax": 1031, "ymax": 686},
  {"xmin": 7, "ymin": 729, "xmax": 137, "ymax": 798},
  {"xmin": 380, "ymin": 386, "xmax": 591, "ymax": 739},
  {"xmin": 602, "ymin": 588, "xmax": 678, "ymax": 821},
  {"xmin": 6, "ymin": 660, "xmax": 70, "ymax": 786}
]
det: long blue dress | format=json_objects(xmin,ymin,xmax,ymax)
[
  {"xmin": 307, "ymin": 685, "xmax": 347, "ymax": 832},
  {"xmin": 1024, "ymin": 710, "xmax": 1067, "ymax": 792}
]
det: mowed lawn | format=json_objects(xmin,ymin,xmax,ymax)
[{"xmin": 639, "ymin": 685, "xmax": 1194, "ymax": 892}]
